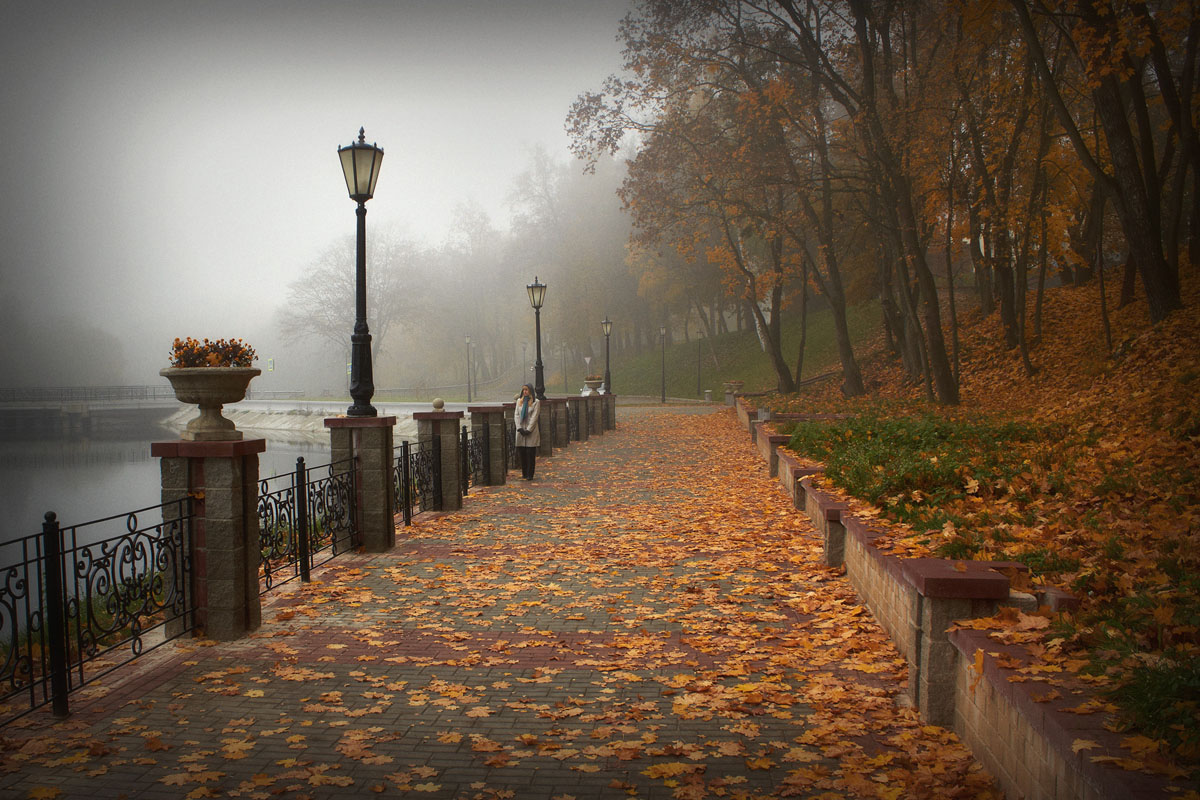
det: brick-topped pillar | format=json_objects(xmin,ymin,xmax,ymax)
[
  {"xmin": 152, "ymin": 438, "xmax": 266, "ymax": 641},
  {"xmin": 566, "ymin": 396, "xmax": 588, "ymax": 442},
  {"xmin": 799, "ymin": 476, "xmax": 849, "ymax": 568},
  {"xmin": 468, "ymin": 405, "xmax": 507, "ymax": 486},
  {"xmin": 324, "ymin": 416, "xmax": 397, "ymax": 552},
  {"xmin": 535, "ymin": 400, "xmax": 553, "ymax": 457},
  {"xmin": 587, "ymin": 394, "xmax": 603, "ymax": 436},
  {"xmin": 900, "ymin": 559, "xmax": 1013, "ymax": 726},
  {"xmin": 413, "ymin": 406, "xmax": 465, "ymax": 510},
  {"xmin": 546, "ymin": 398, "xmax": 569, "ymax": 447},
  {"xmin": 603, "ymin": 393, "xmax": 616, "ymax": 430}
]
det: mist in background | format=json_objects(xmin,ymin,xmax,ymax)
[{"xmin": 0, "ymin": 0, "xmax": 635, "ymax": 394}]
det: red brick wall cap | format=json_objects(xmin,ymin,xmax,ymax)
[
  {"xmin": 901, "ymin": 558, "xmax": 1011, "ymax": 599},
  {"xmin": 151, "ymin": 439, "xmax": 267, "ymax": 458},
  {"xmin": 323, "ymin": 416, "xmax": 398, "ymax": 428}
]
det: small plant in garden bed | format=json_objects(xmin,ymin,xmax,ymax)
[
  {"xmin": 781, "ymin": 408, "xmax": 1075, "ymax": 563},
  {"xmin": 169, "ymin": 337, "xmax": 257, "ymax": 368}
]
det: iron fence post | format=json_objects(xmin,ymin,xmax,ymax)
[
  {"xmin": 461, "ymin": 427, "xmax": 470, "ymax": 496},
  {"xmin": 433, "ymin": 439, "xmax": 443, "ymax": 511},
  {"xmin": 482, "ymin": 419, "xmax": 491, "ymax": 482},
  {"xmin": 41, "ymin": 512, "xmax": 70, "ymax": 718},
  {"xmin": 401, "ymin": 441, "xmax": 413, "ymax": 527},
  {"xmin": 296, "ymin": 457, "xmax": 311, "ymax": 582}
]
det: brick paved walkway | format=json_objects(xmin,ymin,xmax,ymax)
[{"xmin": 0, "ymin": 407, "xmax": 996, "ymax": 799}]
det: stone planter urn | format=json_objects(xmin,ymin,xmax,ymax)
[
  {"xmin": 583, "ymin": 378, "xmax": 604, "ymax": 396},
  {"xmin": 160, "ymin": 367, "xmax": 261, "ymax": 441}
]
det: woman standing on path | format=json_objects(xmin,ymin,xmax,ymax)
[{"xmin": 514, "ymin": 383, "xmax": 540, "ymax": 480}]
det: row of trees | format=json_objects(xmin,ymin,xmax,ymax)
[
  {"xmin": 569, "ymin": 0, "xmax": 1195, "ymax": 402},
  {"xmin": 278, "ymin": 148, "xmax": 704, "ymax": 395}
]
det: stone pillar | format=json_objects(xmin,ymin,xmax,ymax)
[
  {"xmin": 603, "ymin": 394, "xmax": 616, "ymax": 430},
  {"xmin": 587, "ymin": 395, "xmax": 603, "ymax": 436},
  {"xmin": 536, "ymin": 400, "xmax": 553, "ymax": 457},
  {"xmin": 413, "ymin": 406, "xmax": 465, "ymax": 510},
  {"xmin": 468, "ymin": 405, "xmax": 507, "ymax": 486},
  {"xmin": 567, "ymin": 396, "xmax": 588, "ymax": 442},
  {"xmin": 900, "ymin": 560, "xmax": 1012, "ymax": 726},
  {"xmin": 152, "ymin": 438, "xmax": 266, "ymax": 641},
  {"xmin": 547, "ymin": 398, "xmax": 569, "ymax": 447},
  {"xmin": 324, "ymin": 416, "xmax": 397, "ymax": 552}
]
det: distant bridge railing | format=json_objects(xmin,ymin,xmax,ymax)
[
  {"xmin": 0, "ymin": 386, "xmax": 305, "ymax": 404},
  {"xmin": 0, "ymin": 386, "xmax": 177, "ymax": 403}
]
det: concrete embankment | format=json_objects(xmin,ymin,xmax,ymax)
[{"xmin": 162, "ymin": 408, "xmax": 420, "ymax": 442}]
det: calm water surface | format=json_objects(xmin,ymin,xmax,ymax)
[{"xmin": 0, "ymin": 424, "xmax": 332, "ymax": 546}]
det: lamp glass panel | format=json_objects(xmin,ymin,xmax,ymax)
[
  {"xmin": 366, "ymin": 149, "xmax": 383, "ymax": 196},
  {"xmin": 527, "ymin": 282, "xmax": 546, "ymax": 309},
  {"xmin": 338, "ymin": 147, "xmax": 358, "ymax": 198},
  {"xmin": 602, "ymin": 318, "xmax": 612, "ymax": 336}
]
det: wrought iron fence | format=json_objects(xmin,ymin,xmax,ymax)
[
  {"xmin": 461, "ymin": 426, "xmax": 488, "ymax": 495},
  {"xmin": 258, "ymin": 457, "xmax": 357, "ymax": 594},
  {"xmin": 567, "ymin": 403, "xmax": 580, "ymax": 441},
  {"xmin": 506, "ymin": 420, "xmax": 520, "ymax": 469},
  {"xmin": 393, "ymin": 439, "xmax": 439, "ymax": 525},
  {"xmin": 0, "ymin": 499, "xmax": 194, "ymax": 725}
]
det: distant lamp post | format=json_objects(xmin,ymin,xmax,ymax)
[
  {"xmin": 660, "ymin": 325, "xmax": 667, "ymax": 404},
  {"xmin": 337, "ymin": 127, "xmax": 384, "ymax": 417},
  {"xmin": 522, "ymin": 342, "xmax": 528, "ymax": 379},
  {"xmin": 465, "ymin": 335, "xmax": 472, "ymax": 403},
  {"xmin": 527, "ymin": 277, "xmax": 547, "ymax": 400},
  {"xmin": 601, "ymin": 316, "xmax": 612, "ymax": 393}
]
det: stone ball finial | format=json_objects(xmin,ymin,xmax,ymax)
[{"xmin": 432, "ymin": 398, "xmax": 445, "ymax": 410}]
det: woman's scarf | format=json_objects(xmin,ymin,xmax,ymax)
[{"xmin": 519, "ymin": 396, "xmax": 531, "ymax": 426}]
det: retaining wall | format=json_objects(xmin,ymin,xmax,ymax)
[{"xmin": 735, "ymin": 398, "xmax": 1181, "ymax": 800}]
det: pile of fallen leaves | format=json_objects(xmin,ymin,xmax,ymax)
[{"xmin": 762, "ymin": 272, "xmax": 1200, "ymax": 776}]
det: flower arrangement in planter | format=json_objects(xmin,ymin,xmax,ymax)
[
  {"xmin": 168, "ymin": 337, "xmax": 257, "ymax": 367},
  {"xmin": 161, "ymin": 337, "xmax": 261, "ymax": 441},
  {"xmin": 585, "ymin": 374, "xmax": 604, "ymax": 382}
]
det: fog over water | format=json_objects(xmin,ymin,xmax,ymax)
[{"xmin": 0, "ymin": 0, "xmax": 633, "ymax": 390}]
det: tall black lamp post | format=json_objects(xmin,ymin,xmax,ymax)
[
  {"xmin": 527, "ymin": 277, "xmax": 547, "ymax": 400},
  {"xmin": 465, "ymin": 336, "xmax": 472, "ymax": 402},
  {"xmin": 601, "ymin": 316, "xmax": 612, "ymax": 393},
  {"xmin": 337, "ymin": 127, "xmax": 384, "ymax": 417},
  {"xmin": 660, "ymin": 325, "xmax": 667, "ymax": 404}
]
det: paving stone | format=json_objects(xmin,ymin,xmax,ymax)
[{"xmin": 0, "ymin": 407, "xmax": 994, "ymax": 798}]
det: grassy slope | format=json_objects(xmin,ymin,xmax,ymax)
[
  {"xmin": 595, "ymin": 301, "xmax": 880, "ymax": 399},
  {"xmin": 766, "ymin": 273, "xmax": 1200, "ymax": 776}
]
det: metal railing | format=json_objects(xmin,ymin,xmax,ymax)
[
  {"xmin": 257, "ymin": 457, "xmax": 357, "ymax": 594},
  {"xmin": 0, "ymin": 500, "xmax": 194, "ymax": 725},
  {"xmin": 393, "ymin": 440, "xmax": 440, "ymax": 525},
  {"xmin": 0, "ymin": 386, "xmax": 178, "ymax": 403},
  {"xmin": 506, "ymin": 420, "xmax": 520, "ymax": 469},
  {"xmin": 461, "ymin": 425, "xmax": 488, "ymax": 495},
  {"xmin": 567, "ymin": 403, "xmax": 580, "ymax": 441}
]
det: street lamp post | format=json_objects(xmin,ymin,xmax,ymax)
[
  {"xmin": 527, "ymin": 278, "xmax": 547, "ymax": 400},
  {"xmin": 337, "ymin": 127, "xmax": 384, "ymax": 417},
  {"xmin": 465, "ymin": 336, "xmax": 472, "ymax": 403},
  {"xmin": 660, "ymin": 325, "xmax": 667, "ymax": 404},
  {"xmin": 562, "ymin": 345, "xmax": 568, "ymax": 394},
  {"xmin": 601, "ymin": 316, "xmax": 612, "ymax": 393}
]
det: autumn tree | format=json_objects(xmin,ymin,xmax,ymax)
[{"xmin": 1008, "ymin": 0, "xmax": 1192, "ymax": 323}]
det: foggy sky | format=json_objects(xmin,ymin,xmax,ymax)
[{"xmin": 0, "ymin": 0, "xmax": 632, "ymax": 386}]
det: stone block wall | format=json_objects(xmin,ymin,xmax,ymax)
[{"xmin": 740, "ymin": 405, "xmax": 1181, "ymax": 800}]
